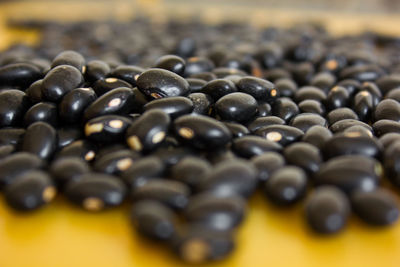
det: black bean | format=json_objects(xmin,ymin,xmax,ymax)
[
  {"xmin": 301, "ymin": 125, "xmax": 332, "ymax": 149},
  {"xmin": 184, "ymin": 57, "xmax": 215, "ymax": 77},
  {"xmin": 93, "ymin": 148, "xmax": 139, "ymax": 174},
  {"xmin": 197, "ymin": 159, "xmax": 257, "ymax": 198},
  {"xmin": 275, "ymin": 78, "xmax": 297, "ymax": 98},
  {"xmin": 236, "ymin": 76, "xmax": 278, "ymax": 102},
  {"xmin": 294, "ymin": 86, "xmax": 326, "ymax": 103},
  {"xmin": 257, "ymin": 101, "xmax": 272, "ymax": 117},
  {"xmin": 0, "ymin": 128, "xmax": 25, "ymax": 146},
  {"xmin": 231, "ymin": 136, "xmax": 282, "ymax": 158},
  {"xmin": 83, "ymin": 87, "xmax": 135, "ymax": 121},
  {"xmin": 326, "ymin": 107, "xmax": 358, "ymax": 126},
  {"xmin": 337, "ymin": 79, "xmax": 361, "ymax": 96},
  {"xmin": 201, "ymin": 79, "xmax": 237, "ymax": 101},
  {"xmin": 247, "ymin": 116, "xmax": 285, "ymax": 133},
  {"xmin": 310, "ymin": 72, "xmax": 336, "ymax": 92},
  {"xmin": 56, "ymin": 140, "xmax": 97, "ymax": 162},
  {"xmin": 376, "ymin": 74, "xmax": 400, "ymax": 96},
  {"xmin": 254, "ymin": 125, "xmax": 304, "ymax": 146},
  {"xmin": 137, "ymin": 68, "xmax": 189, "ymax": 98},
  {"xmin": 143, "ymin": 96, "xmax": 193, "ymax": 119},
  {"xmin": 305, "ymin": 186, "xmax": 350, "ymax": 234},
  {"xmin": 374, "ymin": 99, "xmax": 400, "ymax": 122},
  {"xmin": 109, "ymin": 65, "xmax": 144, "ymax": 86},
  {"xmin": 322, "ymin": 132, "xmax": 382, "ymax": 159},
  {"xmin": 4, "ymin": 170, "xmax": 56, "ymax": 211},
  {"xmin": 223, "ymin": 121, "xmax": 249, "ymax": 138},
  {"xmin": 251, "ymin": 152, "xmax": 285, "ymax": 182},
  {"xmin": 314, "ymin": 155, "xmax": 382, "ymax": 194},
  {"xmin": 154, "ymin": 55, "xmax": 185, "ymax": 76},
  {"xmin": 339, "ymin": 64, "xmax": 384, "ymax": 82},
  {"xmin": 272, "ymin": 97, "xmax": 299, "ymax": 122},
  {"xmin": 84, "ymin": 60, "xmax": 111, "ymax": 83},
  {"xmin": 84, "ymin": 115, "xmax": 131, "ymax": 143},
  {"xmin": 24, "ymin": 102, "xmax": 58, "ymax": 127},
  {"xmin": 131, "ymin": 200, "xmax": 177, "ymax": 241},
  {"xmin": 0, "ymin": 89, "xmax": 30, "ymax": 127},
  {"xmin": 361, "ymin": 81, "xmax": 381, "ymax": 106},
  {"xmin": 188, "ymin": 93, "xmax": 213, "ymax": 115},
  {"xmin": 298, "ymin": 99, "xmax": 325, "ymax": 116},
  {"xmin": 131, "ymin": 179, "xmax": 190, "ymax": 210},
  {"xmin": 170, "ymin": 156, "xmax": 211, "ymax": 188},
  {"xmin": 284, "ymin": 142, "xmax": 322, "ymax": 174},
  {"xmin": 379, "ymin": 133, "xmax": 400, "ymax": 149},
  {"xmin": 92, "ymin": 77, "xmax": 132, "ymax": 96},
  {"xmin": 152, "ymin": 146, "xmax": 194, "ymax": 167},
  {"xmin": 0, "ymin": 63, "xmax": 42, "ymax": 89},
  {"xmin": 185, "ymin": 192, "xmax": 246, "ymax": 231},
  {"xmin": 0, "ymin": 152, "xmax": 44, "ymax": 189},
  {"xmin": 42, "ymin": 65, "xmax": 84, "ymax": 102},
  {"xmin": 289, "ymin": 113, "xmax": 327, "ymax": 132},
  {"xmin": 351, "ymin": 189, "xmax": 399, "ymax": 226},
  {"xmin": 51, "ymin": 50, "xmax": 85, "ymax": 72},
  {"xmin": 25, "ymin": 79, "xmax": 43, "ymax": 103},
  {"xmin": 383, "ymin": 141, "xmax": 400, "ymax": 187},
  {"xmin": 190, "ymin": 72, "xmax": 217, "ymax": 82},
  {"xmin": 325, "ymin": 86, "xmax": 349, "ymax": 110},
  {"xmin": 57, "ymin": 127, "xmax": 82, "ymax": 149},
  {"xmin": 213, "ymin": 68, "xmax": 247, "ymax": 79},
  {"xmin": 21, "ymin": 122, "xmax": 57, "ymax": 160},
  {"xmin": 173, "ymin": 37, "xmax": 196, "ymax": 58},
  {"xmin": 329, "ymin": 119, "xmax": 372, "ymax": 133},
  {"xmin": 174, "ymin": 115, "xmax": 232, "ymax": 150},
  {"xmin": 187, "ymin": 78, "xmax": 207, "ymax": 93},
  {"xmin": 215, "ymin": 92, "xmax": 257, "ymax": 122},
  {"xmin": 0, "ymin": 144, "xmax": 15, "ymax": 159},
  {"xmin": 120, "ymin": 156, "xmax": 165, "ymax": 188},
  {"xmin": 59, "ymin": 87, "xmax": 97, "ymax": 123},
  {"xmin": 353, "ymin": 90, "xmax": 374, "ymax": 122},
  {"xmin": 373, "ymin": 119, "xmax": 400, "ymax": 137},
  {"xmin": 264, "ymin": 166, "xmax": 307, "ymax": 205},
  {"xmin": 385, "ymin": 88, "xmax": 400, "ymax": 102},
  {"xmin": 50, "ymin": 157, "xmax": 90, "ymax": 188}
]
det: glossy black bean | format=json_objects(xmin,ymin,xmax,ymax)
[
  {"xmin": 326, "ymin": 107, "xmax": 358, "ymax": 126},
  {"xmin": 351, "ymin": 189, "xmax": 399, "ymax": 226},
  {"xmin": 0, "ymin": 144, "xmax": 15, "ymax": 159},
  {"xmin": 92, "ymin": 77, "xmax": 132, "ymax": 96},
  {"xmin": 339, "ymin": 64, "xmax": 384, "ymax": 82},
  {"xmin": 85, "ymin": 115, "xmax": 132, "ymax": 143},
  {"xmin": 187, "ymin": 78, "xmax": 207, "ymax": 93},
  {"xmin": 172, "ymin": 226, "xmax": 234, "ymax": 264},
  {"xmin": 65, "ymin": 173, "xmax": 127, "ymax": 211},
  {"xmin": 264, "ymin": 166, "xmax": 307, "ymax": 205},
  {"xmin": 236, "ymin": 76, "xmax": 278, "ymax": 102},
  {"xmin": 251, "ymin": 152, "xmax": 285, "ymax": 182},
  {"xmin": 305, "ymin": 186, "xmax": 350, "ymax": 234},
  {"xmin": 376, "ymin": 74, "xmax": 400, "ymax": 96},
  {"xmin": 93, "ymin": 149, "xmax": 140, "ymax": 176},
  {"xmin": 84, "ymin": 60, "xmax": 111, "ymax": 83},
  {"xmin": 170, "ymin": 156, "xmax": 211, "ymax": 188},
  {"xmin": 0, "ymin": 63, "xmax": 42, "ymax": 89},
  {"xmin": 154, "ymin": 55, "xmax": 185, "ymax": 76},
  {"xmin": 57, "ymin": 127, "xmax": 82, "ymax": 149},
  {"xmin": 247, "ymin": 116, "xmax": 285, "ymax": 133},
  {"xmin": 336, "ymin": 79, "xmax": 361, "ymax": 96},
  {"xmin": 83, "ymin": 87, "xmax": 134, "ymax": 121},
  {"xmin": 301, "ymin": 125, "xmax": 332, "ymax": 149},
  {"xmin": 109, "ymin": 65, "xmax": 144, "ymax": 86},
  {"xmin": 0, "ymin": 152, "xmax": 44, "ymax": 189},
  {"xmin": 314, "ymin": 155, "xmax": 382, "ymax": 194},
  {"xmin": 137, "ymin": 68, "xmax": 189, "ymax": 98},
  {"xmin": 121, "ymin": 156, "xmax": 165, "ymax": 188},
  {"xmin": 173, "ymin": 37, "xmax": 196, "ymax": 58},
  {"xmin": 4, "ymin": 170, "xmax": 56, "ymax": 211},
  {"xmin": 185, "ymin": 192, "xmax": 246, "ymax": 231},
  {"xmin": 143, "ymin": 96, "xmax": 193, "ymax": 119},
  {"xmin": 255, "ymin": 43, "xmax": 283, "ymax": 69},
  {"xmin": 50, "ymin": 157, "xmax": 90, "ymax": 188},
  {"xmin": 25, "ymin": 79, "xmax": 43, "ymax": 103},
  {"xmin": 213, "ymin": 68, "xmax": 247, "ymax": 79},
  {"xmin": 51, "ymin": 50, "xmax": 85, "ymax": 72},
  {"xmin": 0, "ymin": 128, "xmax": 25, "ymax": 146},
  {"xmin": 174, "ymin": 115, "xmax": 231, "ymax": 150},
  {"xmin": 380, "ymin": 133, "xmax": 400, "ymax": 150},
  {"xmin": 184, "ymin": 57, "xmax": 215, "ymax": 77},
  {"xmin": 59, "ymin": 87, "xmax": 97, "ymax": 123},
  {"xmin": 322, "ymin": 132, "xmax": 382, "ymax": 159},
  {"xmin": 0, "ymin": 89, "xmax": 30, "ymax": 127},
  {"xmin": 41, "ymin": 65, "xmax": 84, "ymax": 102},
  {"xmin": 294, "ymin": 86, "xmax": 326, "ymax": 103},
  {"xmin": 298, "ymin": 99, "xmax": 325, "ymax": 116},
  {"xmin": 152, "ymin": 146, "xmax": 194, "ymax": 167},
  {"xmin": 310, "ymin": 72, "xmax": 336, "ymax": 93},
  {"xmin": 131, "ymin": 179, "xmax": 190, "ymax": 210},
  {"xmin": 24, "ymin": 102, "xmax": 58, "ymax": 127},
  {"xmin": 215, "ymin": 92, "xmax": 257, "ymax": 122},
  {"xmin": 257, "ymin": 101, "xmax": 272, "ymax": 117},
  {"xmin": 201, "ymin": 79, "xmax": 237, "ymax": 101},
  {"xmin": 343, "ymin": 125, "xmax": 374, "ymax": 138},
  {"xmin": 21, "ymin": 122, "xmax": 57, "ymax": 160},
  {"xmin": 329, "ymin": 119, "xmax": 372, "ymax": 133},
  {"xmin": 189, "ymin": 72, "xmax": 217, "ymax": 82},
  {"xmin": 231, "ymin": 136, "xmax": 282, "ymax": 158},
  {"xmin": 56, "ymin": 140, "xmax": 97, "ymax": 162},
  {"xmin": 353, "ymin": 90, "xmax": 374, "ymax": 122},
  {"xmin": 361, "ymin": 81, "xmax": 382, "ymax": 107},
  {"xmin": 290, "ymin": 62, "xmax": 315, "ymax": 86},
  {"xmin": 223, "ymin": 122, "xmax": 249, "ymax": 138},
  {"xmin": 197, "ymin": 159, "xmax": 257, "ymax": 198},
  {"xmin": 275, "ymin": 78, "xmax": 297, "ymax": 98},
  {"xmin": 374, "ymin": 99, "xmax": 400, "ymax": 122},
  {"xmin": 254, "ymin": 125, "xmax": 304, "ymax": 146},
  {"xmin": 290, "ymin": 113, "xmax": 327, "ymax": 133},
  {"xmin": 284, "ymin": 142, "xmax": 322, "ymax": 174},
  {"xmin": 188, "ymin": 93, "xmax": 212, "ymax": 115},
  {"xmin": 131, "ymin": 200, "xmax": 177, "ymax": 241},
  {"xmin": 272, "ymin": 97, "xmax": 299, "ymax": 122}
]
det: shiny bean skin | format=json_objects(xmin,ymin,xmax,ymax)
[
  {"xmin": 21, "ymin": 122, "xmax": 57, "ymax": 160},
  {"xmin": 85, "ymin": 115, "xmax": 132, "ymax": 143}
]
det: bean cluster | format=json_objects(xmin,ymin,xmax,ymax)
[{"xmin": 1, "ymin": 19, "xmax": 400, "ymax": 263}]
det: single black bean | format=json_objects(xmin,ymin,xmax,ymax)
[
  {"xmin": 92, "ymin": 77, "xmax": 132, "ymax": 96},
  {"xmin": 310, "ymin": 72, "xmax": 336, "ymax": 92},
  {"xmin": 272, "ymin": 97, "xmax": 299, "ymax": 122},
  {"xmin": 289, "ymin": 113, "xmax": 327, "ymax": 133},
  {"xmin": 247, "ymin": 116, "xmax": 285, "ymax": 133},
  {"xmin": 84, "ymin": 60, "xmax": 111, "ymax": 83},
  {"xmin": 170, "ymin": 156, "xmax": 211, "ymax": 188},
  {"xmin": 50, "ymin": 157, "xmax": 90, "ymax": 188},
  {"xmin": 301, "ymin": 125, "xmax": 332, "ymax": 149},
  {"xmin": 298, "ymin": 99, "xmax": 325, "ymax": 116},
  {"xmin": 325, "ymin": 86, "xmax": 349, "ymax": 110},
  {"xmin": 109, "ymin": 65, "xmax": 144, "ymax": 86},
  {"xmin": 326, "ymin": 107, "xmax": 358, "ymax": 126},
  {"xmin": 373, "ymin": 119, "xmax": 400, "ymax": 137},
  {"xmin": 154, "ymin": 55, "xmax": 185, "ymax": 76},
  {"xmin": 187, "ymin": 78, "xmax": 207, "ymax": 93},
  {"xmin": 0, "ymin": 63, "xmax": 42, "ymax": 89},
  {"xmin": 120, "ymin": 156, "xmax": 165, "ymax": 188},
  {"xmin": 275, "ymin": 78, "xmax": 297, "ymax": 98},
  {"xmin": 376, "ymin": 74, "xmax": 400, "ymax": 95},
  {"xmin": 93, "ymin": 149, "xmax": 140, "ymax": 175},
  {"xmin": 379, "ymin": 133, "xmax": 400, "ymax": 149},
  {"xmin": 201, "ymin": 79, "xmax": 237, "ymax": 101},
  {"xmin": 188, "ymin": 93, "xmax": 213, "ymax": 115},
  {"xmin": 21, "ymin": 122, "xmax": 57, "ymax": 160},
  {"xmin": 143, "ymin": 96, "xmax": 193, "ymax": 119},
  {"xmin": 24, "ymin": 102, "xmax": 58, "ymax": 127},
  {"xmin": 59, "ymin": 87, "xmax": 97, "ymax": 123},
  {"xmin": 374, "ymin": 99, "xmax": 400, "ymax": 122},
  {"xmin": 189, "ymin": 72, "xmax": 217, "ymax": 82},
  {"xmin": 25, "ymin": 79, "xmax": 43, "ymax": 103},
  {"xmin": 56, "ymin": 140, "xmax": 97, "ymax": 162},
  {"xmin": 329, "ymin": 119, "xmax": 372, "ymax": 133},
  {"xmin": 353, "ymin": 90, "xmax": 374, "ymax": 122},
  {"xmin": 231, "ymin": 136, "xmax": 282, "ymax": 158},
  {"xmin": 236, "ymin": 76, "xmax": 278, "ymax": 102},
  {"xmin": 254, "ymin": 125, "xmax": 304, "ymax": 146},
  {"xmin": 184, "ymin": 57, "xmax": 215, "ymax": 77},
  {"xmin": 0, "ymin": 128, "xmax": 25, "ymax": 146},
  {"xmin": 0, "ymin": 89, "xmax": 30, "ymax": 127},
  {"xmin": 51, "ymin": 50, "xmax": 85, "ymax": 72},
  {"xmin": 251, "ymin": 152, "xmax": 285, "ymax": 182},
  {"xmin": 257, "ymin": 101, "xmax": 272, "ymax": 117},
  {"xmin": 215, "ymin": 92, "xmax": 257, "ymax": 122},
  {"xmin": 57, "ymin": 127, "xmax": 83, "ymax": 149},
  {"xmin": 294, "ymin": 86, "xmax": 326, "ymax": 103},
  {"xmin": 284, "ymin": 142, "xmax": 322, "ymax": 174},
  {"xmin": 85, "ymin": 115, "xmax": 132, "ymax": 143},
  {"xmin": 223, "ymin": 122, "xmax": 249, "ymax": 138}
]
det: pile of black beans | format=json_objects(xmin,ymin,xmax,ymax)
[{"xmin": 1, "ymin": 18, "xmax": 400, "ymax": 263}]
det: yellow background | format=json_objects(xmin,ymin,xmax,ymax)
[{"xmin": 1, "ymin": 2, "xmax": 400, "ymax": 267}]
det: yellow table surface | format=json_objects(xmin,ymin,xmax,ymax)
[{"xmin": 1, "ymin": 2, "xmax": 400, "ymax": 267}]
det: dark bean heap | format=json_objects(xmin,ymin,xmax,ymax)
[{"xmin": 1, "ymin": 18, "xmax": 400, "ymax": 263}]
